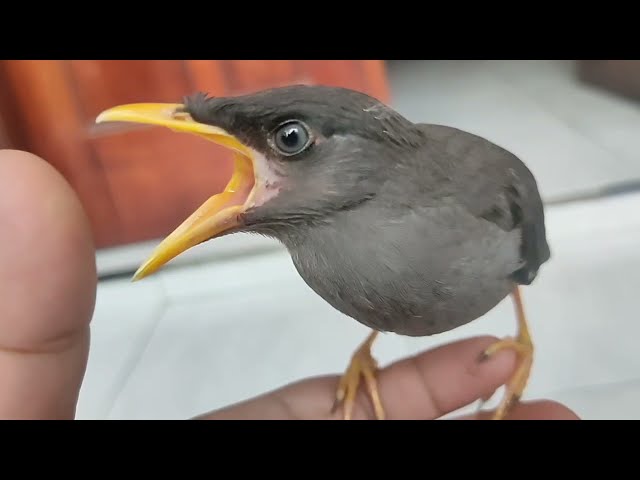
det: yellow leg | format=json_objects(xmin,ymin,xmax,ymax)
[
  {"xmin": 478, "ymin": 285, "xmax": 534, "ymax": 420},
  {"xmin": 331, "ymin": 330, "xmax": 385, "ymax": 420}
]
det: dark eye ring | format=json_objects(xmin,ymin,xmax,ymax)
[{"xmin": 272, "ymin": 120, "xmax": 312, "ymax": 156}]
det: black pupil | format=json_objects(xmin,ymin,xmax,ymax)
[
  {"xmin": 276, "ymin": 122, "xmax": 309, "ymax": 154},
  {"xmin": 280, "ymin": 126, "xmax": 301, "ymax": 148}
]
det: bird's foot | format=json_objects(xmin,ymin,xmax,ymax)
[
  {"xmin": 477, "ymin": 334, "xmax": 533, "ymax": 420},
  {"xmin": 331, "ymin": 332, "xmax": 385, "ymax": 420}
]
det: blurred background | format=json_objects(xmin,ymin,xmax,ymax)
[{"xmin": 1, "ymin": 59, "xmax": 639, "ymax": 419}]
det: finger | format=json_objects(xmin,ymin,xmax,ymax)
[
  {"xmin": 455, "ymin": 399, "xmax": 581, "ymax": 420},
  {"xmin": 199, "ymin": 335, "xmax": 517, "ymax": 420},
  {"xmin": 0, "ymin": 150, "xmax": 96, "ymax": 419},
  {"xmin": 369, "ymin": 335, "xmax": 517, "ymax": 419}
]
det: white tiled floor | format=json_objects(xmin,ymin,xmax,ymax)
[{"xmin": 76, "ymin": 61, "xmax": 640, "ymax": 419}]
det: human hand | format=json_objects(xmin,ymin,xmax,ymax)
[
  {"xmin": 0, "ymin": 149, "xmax": 579, "ymax": 420},
  {"xmin": 198, "ymin": 334, "xmax": 579, "ymax": 420}
]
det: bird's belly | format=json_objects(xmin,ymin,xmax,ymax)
[
  {"xmin": 380, "ymin": 278, "xmax": 514, "ymax": 337},
  {"xmin": 294, "ymin": 255, "xmax": 515, "ymax": 338},
  {"xmin": 333, "ymin": 276, "xmax": 513, "ymax": 337},
  {"xmin": 290, "ymin": 228, "xmax": 521, "ymax": 338}
]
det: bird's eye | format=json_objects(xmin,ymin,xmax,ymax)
[{"xmin": 273, "ymin": 121, "xmax": 311, "ymax": 156}]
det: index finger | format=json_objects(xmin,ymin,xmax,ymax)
[{"xmin": 201, "ymin": 335, "xmax": 523, "ymax": 420}]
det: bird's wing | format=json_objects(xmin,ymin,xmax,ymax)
[{"xmin": 418, "ymin": 124, "xmax": 551, "ymax": 285}]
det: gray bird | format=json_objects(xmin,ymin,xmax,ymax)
[{"xmin": 96, "ymin": 85, "xmax": 550, "ymax": 420}]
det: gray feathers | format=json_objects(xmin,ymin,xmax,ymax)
[
  {"xmin": 416, "ymin": 124, "xmax": 550, "ymax": 285},
  {"xmin": 277, "ymin": 122, "xmax": 549, "ymax": 336},
  {"xmin": 184, "ymin": 84, "xmax": 550, "ymax": 337}
]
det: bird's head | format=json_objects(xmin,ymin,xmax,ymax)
[{"xmin": 96, "ymin": 85, "xmax": 421, "ymax": 280}]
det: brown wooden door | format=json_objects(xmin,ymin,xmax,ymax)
[{"xmin": 0, "ymin": 60, "xmax": 390, "ymax": 248}]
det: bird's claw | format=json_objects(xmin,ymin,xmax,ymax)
[
  {"xmin": 475, "ymin": 336, "xmax": 534, "ymax": 420},
  {"xmin": 332, "ymin": 334, "xmax": 385, "ymax": 420}
]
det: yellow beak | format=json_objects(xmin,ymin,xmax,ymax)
[{"xmin": 96, "ymin": 103, "xmax": 256, "ymax": 281}]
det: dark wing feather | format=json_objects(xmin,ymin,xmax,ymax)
[
  {"xmin": 420, "ymin": 124, "xmax": 551, "ymax": 285},
  {"xmin": 476, "ymin": 173, "xmax": 551, "ymax": 285}
]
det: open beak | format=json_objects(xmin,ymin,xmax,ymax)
[{"xmin": 96, "ymin": 103, "xmax": 256, "ymax": 281}]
